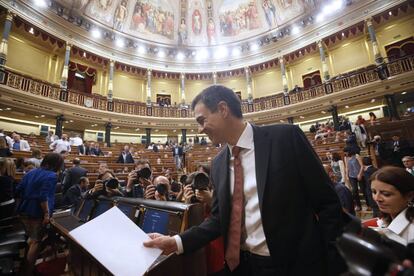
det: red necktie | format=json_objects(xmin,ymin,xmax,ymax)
[{"xmin": 225, "ymin": 146, "xmax": 244, "ymax": 271}]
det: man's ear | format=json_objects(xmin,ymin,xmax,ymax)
[{"xmin": 217, "ymin": 101, "xmax": 229, "ymax": 118}]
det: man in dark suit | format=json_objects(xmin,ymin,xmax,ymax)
[
  {"xmin": 62, "ymin": 158, "xmax": 88, "ymax": 194},
  {"xmin": 78, "ymin": 141, "xmax": 90, "ymax": 155},
  {"xmin": 144, "ymin": 85, "xmax": 343, "ymax": 275},
  {"xmin": 116, "ymin": 145, "xmax": 134, "ymax": 163}
]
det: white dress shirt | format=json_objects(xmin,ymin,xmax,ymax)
[
  {"xmin": 70, "ymin": 137, "xmax": 83, "ymax": 146},
  {"xmin": 384, "ymin": 208, "xmax": 414, "ymax": 245},
  {"xmin": 175, "ymin": 123, "xmax": 270, "ymax": 256},
  {"xmin": 50, "ymin": 139, "xmax": 71, "ymax": 154}
]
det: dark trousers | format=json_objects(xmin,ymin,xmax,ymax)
[
  {"xmin": 226, "ymin": 251, "xmax": 327, "ymax": 276},
  {"xmin": 226, "ymin": 252, "xmax": 277, "ymax": 276},
  {"xmin": 349, "ymin": 177, "xmax": 369, "ymax": 208}
]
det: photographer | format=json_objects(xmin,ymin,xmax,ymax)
[
  {"xmin": 183, "ymin": 172, "xmax": 224, "ymax": 275},
  {"xmin": 85, "ymin": 170, "xmax": 123, "ymax": 198},
  {"xmin": 125, "ymin": 159, "xmax": 152, "ymax": 198},
  {"xmin": 144, "ymin": 176, "xmax": 171, "ymax": 201}
]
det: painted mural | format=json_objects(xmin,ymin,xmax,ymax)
[
  {"xmin": 218, "ymin": 0, "xmax": 262, "ymax": 37},
  {"xmin": 52, "ymin": 0, "xmax": 319, "ymax": 46}
]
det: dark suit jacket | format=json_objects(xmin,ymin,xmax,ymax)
[
  {"xmin": 180, "ymin": 124, "xmax": 343, "ymax": 275},
  {"xmin": 116, "ymin": 152, "xmax": 134, "ymax": 163},
  {"xmin": 62, "ymin": 165, "xmax": 88, "ymax": 194},
  {"xmin": 78, "ymin": 145, "xmax": 90, "ymax": 155}
]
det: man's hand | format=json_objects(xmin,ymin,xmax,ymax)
[
  {"xmin": 196, "ymin": 189, "xmax": 213, "ymax": 207},
  {"xmin": 183, "ymin": 185, "xmax": 195, "ymax": 204},
  {"xmin": 143, "ymin": 233, "xmax": 178, "ymax": 255}
]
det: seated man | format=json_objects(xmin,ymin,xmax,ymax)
[
  {"xmin": 63, "ymin": 177, "xmax": 89, "ymax": 206},
  {"xmin": 125, "ymin": 159, "xmax": 152, "ymax": 198},
  {"xmin": 62, "ymin": 158, "xmax": 88, "ymax": 194},
  {"xmin": 116, "ymin": 145, "xmax": 134, "ymax": 163},
  {"xmin": 402, "ymin": 156, "xmax": 414, "ymax": 176},
  {"xmin": 12, "ymin": 134, "xmax": 31, "ymax": 152},
  {"xmin": 78, "ymin": 141, "xmax": 90, "ymax": 156}
]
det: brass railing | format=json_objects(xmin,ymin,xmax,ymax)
[{"xmin": 3, "ymin": 55, "xmax": 413, "ymax": 118}]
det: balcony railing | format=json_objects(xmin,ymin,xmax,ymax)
[{"xmin": 2, "ymin": 55, "xmax": 413, "ymax": 118}]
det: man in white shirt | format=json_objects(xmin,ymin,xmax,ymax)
[
  {"xmin": 11, "ymin": 134, "xmax": 31, "ymax": 151},
  {"xmin": 144, "ymin": 85, "xmax": 344, "ymax": 275},
  {"xmin": 50, "ymin": 134, "xmax": 71, "ymax": 154},
  {"xmin": 70, "ymin": 134, "xmax": 83, "ymax": 147},
  {"xmin": 45, "ymin": 130, "xmax": 58, "ymax": 144},
  {"xmin": 0, "ymin": 129, "xmax": 13, "ymax": 149}
]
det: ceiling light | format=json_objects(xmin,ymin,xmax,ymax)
[
  {"xmin": 400, "ymin": 101, "xmax": 403, "ymax": 104},
  {"xmin": 321, "ymin": 111, "xmax": 326, "ymax": 114},
  {"xmin": 316, "ymin": 13, "xmax": 325, "ymax": 22},
  {"xmin": 345, "ymin": 105, "xmax": 349, "ymax": 108},
  {"xmin": 5, "ymin": 107, "xmax": 11, "ymax": 110},
  {"xmin": 34, "ymin": 0, "xmax": 47, "ymax": 8},
  {"xmin": 232, "ymin": 48, "xmax": 241, "ymax": 57},
  {"xmin": 40, "ymin": 114, "xmax": 45, "ymax": 117},
  {"xmin": 191, "ymin": 129, "xmax": 194, "ymax": 132},
  {"xmin": 176, "ymin": 52, "xmax": 185, "ymax": 61},
  {"xmin": 402, "ymin": 91, "xmax": 407, "ymax": 95},
  {"xmin": 35, "ymin": 115, "xmax": 39, "ymax": 118},
  {"xmin": 371, "ymin": 99, "xmax": 376, "ymax": 103},
  {"xmin": 83, "ymin": 52, "xmax": 86, "ymax": 57},
  {"xmin": 135, "ymin": 128, "xmax": 140, "ymax": 131},
  {"xmin": 214, "ymin": 46, "xmax": 228, "ymax": 59},
  {"xmin": 250, "ymin": 43, "xmax": 259, "ymax": 51},
  {"xmin": 138, "ymin": 45, "xmax": 146, "ymax": 54},
  {"xmin": 91, "ymin": 28, "xmax": 101, "ymax": 39},
  {"xmin": 115, "ymin": 38, "xmax": 125, "ymax": 48},
  {"xmin": 388, "ymin": 11, "xmax": 392, "ymax": 16},
  {"xmin": 69, "ymin": 120, "xmax": 74, "ymax": 122},
  {"xmin": 196, "ymin": 48, "xmax": 209, "ymax": 60},
  {"xmin": 157, "ymin": 50, "xmax": 166, "ymax": 58},
  {"xmin": 65, "ymin": 121, "xmax": 69, "ymax": 123},
  {"xmin": 155, "ymin": 129, "xmax": 159, "ymax": 132},
  {"xmin": 300, "ymin": 116, "xmax": 305, "ymax": 119},
  {"xmin": 342, "ymin": 32, "xmax": 345, "ymax": 37},
  {"xmin": 280, "ymin": 119, "xmax": 285, "ymax": 123},
  {"xmin": 173, "ymin": 130, "xmax": 176, "ymax": 132},
  {"xmin": 291, "ymin": 26, "xmax": 300, "ymax": 35}
]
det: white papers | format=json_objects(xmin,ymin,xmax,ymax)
[{"xmin": 69, "ymin": 206, "xmax": 162, "ymax": 276}]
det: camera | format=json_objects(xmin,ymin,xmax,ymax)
[
  {"xmin": 156, "ymin": 183, "xmax": 168, "ymax": 197},
  {"xmin": 136, "ymin": 167, "xmax": 152, "ymax": 180},
  {"xmin": 103, "ymin": 178, "xmax": 119, "ymax": 189},
  {"xmin": 185, "ymin": 172, "xmax": 210, "ymax": 203}
]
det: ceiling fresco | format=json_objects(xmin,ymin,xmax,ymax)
[{"xmin": 55, "ymin": 0, "xmax": 319, "ymax": 46}]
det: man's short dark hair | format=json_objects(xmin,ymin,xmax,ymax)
[
  {"xmin": 73, "ymin": 158, "xmax": 81, "ymax": 165},
  {"xmin": 191, "ymin": 85, "xmax": 243, "ymax": 118},
  {"xmin": 41, "ymin": 153, "xmax": 64, "ymax": 172}
]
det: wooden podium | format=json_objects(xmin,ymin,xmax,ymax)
[{"xmin": 51, "ymin": 196, "xmax": 206, "ymax": 276}]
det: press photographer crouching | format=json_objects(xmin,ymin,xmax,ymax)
[
  {"xmin": 84, "ymin": 170, "xmax": 123, "ymax": 198},
  {"xmin": 144, "ymin": 176, "xmax": 171, "ymax": 201},
  {"xmin": 182, "ymin": 171, "xmax": 225, "ymax": 274},
  {"xmin": 124, "ymin": 159, "xmax": 153, "ymax": 198}
]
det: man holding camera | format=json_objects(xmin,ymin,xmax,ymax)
[
  {"xmin": 125, "ymin": 159, "xmax": 153, "ymax": 198},
  {"xmin": 144, "ymin": 85, "xmax": 343, "ymax": 275}
]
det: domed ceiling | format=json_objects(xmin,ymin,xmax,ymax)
[
  {"xmin": 57, "ymin": 0, "xmax": 317, "ymax": 47},
  {"xmin": 7, "ymin": 0, "xmax": 399, "ymax": 72}
]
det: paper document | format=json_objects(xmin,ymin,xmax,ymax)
[{"xmin": 69, "ymin": 206, "xmax": 162, "ymax": 276}]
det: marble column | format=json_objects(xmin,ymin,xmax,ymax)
[
  {"xmin": 146, "ymin": 128, "xmax": 151, "ymax": 146},
  {"xmin": 0, "ymin": 11, "xmax": 13, "ymax": 83},
  {"xmin": 55, "ymin": 115, "xmax": 65, "ymax": 138},
  {"xmin": 107, "ymin": 60, "xmax": 114, "ymax": 111},
  {"xmin": 212, "ymin": 71, "xmax": 217, "ymax": 85},
  {"xmin": 60, "ymin": 44, "xmax": 71, "ymax": 89},
  {"xmin": 245, "ymin": 67, "xmax": 253, "ymax": 104},
  {"xmin": 105, "ymin": 122, "xmax": 112, "ymax": 147},
  {"xmin": 329, "ymin": 105, "xmax": 340, "ymax": 130},
  {"xmin": 384, "ymin": 94, "xmax": 400, "ymax": 120},
  {"xmin": 180, "ymin": 72, "xmax": 186, "ymax": 106},
  {"xmin": 317, "ymin": 40, "xmax": 330, "ymax": 81},
  {"xmin": 146, "ymin": 69, "xmax": 152, "ymax": 106}
]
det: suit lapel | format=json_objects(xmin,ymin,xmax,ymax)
[
  {"xmin": 214, "ymin": 147, "xmax": 231, "ymax": 231},
  {"xmin": 252, "ymin": 125, "xmax": 271, "ymax": 211}
]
